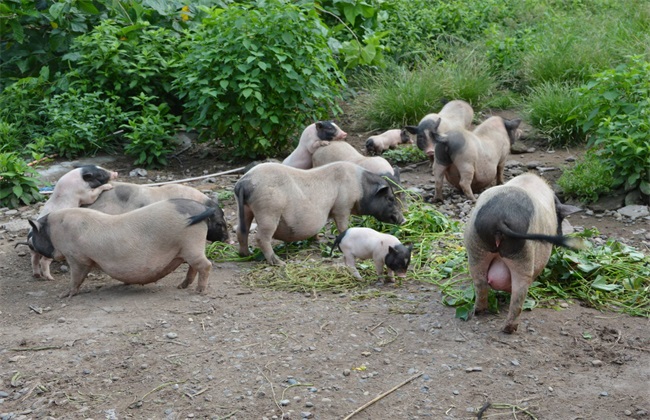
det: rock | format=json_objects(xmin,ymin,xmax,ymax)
[
  {"xmin": 465, "ymin": 367, "xmax": 482, "ymax": 372},
  {"xmin": 617, "ymin": 205, "xmax": 649, "ymax": 219},
  {"xmin": 165, "ymin": 332, "xmax": 178, "ymax": 339},
  {"xmin": 600, "ymin": 391, "xmax": 608, "ymax": 397},
  {"xmin": 505, "ymin": 160, "xmax": 522, "ymax": 168},
  {"xmin": 625, "ymin": 190, "xmax": 643, "ymax": 206},
  {"xmin": 342, "ymin": 369, "xmax": 351, "ymax": 377},
  {"xmin": 510, "ymin": 142, "xmax": 531, "ymax": 154},
  {"xmin": 589, "ymin": 193, "xmax": 626, "ymax": 212},
  {"xmin": 625, "ymin": 410, "xmax": 632, "ymax": 416},
  {"xmin": 301, "ymin": 412, "xmax": 313, "ymax": 419},
  {"xmin": 565, "ymin": 156, "xmax": 577, "ymax": 162},
  {"xmin": 129, "ymin": 168, "xmax": 148, "ymax": 177},
  {"xmin": 511, "ymin": 359, "xmax": 520, "ymax": 366},
  {"xmin": 1, "ymin": 219, "xmax": 30, "ymax": 232},
  {"xmin": 591, "ymin": 360, "xmax": 603, "ymax": 367},
  {"xmin": 526, "ymin": 161, "xmax": 542, "ymax": 169},
  {"xmin": 279, "ymin": 399, "xmax": 290, "ymax": 406}
]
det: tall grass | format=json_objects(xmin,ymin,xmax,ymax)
[
  {"xmin": 521, "ymin": 81, "xmax": 586, "ymax": 147},
  {"xmin": 349, "ymin": 53, "xmax": 497, "ymax": 129}
]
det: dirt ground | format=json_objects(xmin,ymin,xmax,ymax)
[{"xmin": 1, "ymin": 119, "xmax": 649, "ymax": 420}]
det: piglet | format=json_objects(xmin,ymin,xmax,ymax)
[
  {"xmin": 282, "ymin": 121, "xmax": 347, "ymax": 169},
  {"xmin": 365, "ymin": 129, "xmax": 412, "ymax": 155},
  {"xmin": 29, "ymin": 165, "xmax": 118, "ymax": 280},
  {"xmin": 28, "ymin": 198, "xmax": 214, "ymax": 298},
  {"xmin": 332, "ymin": 227, "xmax": 412, "ymax": 282}
]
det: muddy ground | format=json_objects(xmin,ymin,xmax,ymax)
[{"xmin": 0, "ymin": 118, "xmax": 649, "ymax": 420}]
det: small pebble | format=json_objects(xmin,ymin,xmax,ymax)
[
  {"xmin": 279, "ymin": 399, "xmax": 290, "ymax": 406},
  {"xmin": 342, "ymin": 369, "xmax": 351, "ymax": 377},
  {"xmin": 624, "ymin": 410, "xmax": 632, "ymax": 416},
  {"xmin": 301, "ymin": 412, "xmax": 313, "ymax": 419},
  {"xmin": 511, "ymin": 359, "xmax": 520, "ymax": 366},
  {"xmin": 57, "ymin": 317, "xmax": 66, "ymax": 323},
  {"xmin": 465, "ymin": 367, "xmax": 483, "ymax": 372},
  {"xmin": 600, "ymin": 391, "xmax": 609, "ymax": 397},
  {"xmin": 560, "ymin": 302, "xmax": 569, "ymax": 308},
  {"xmin": 166, "ymin": 332, "xmax": 178, "ymax": 339},
  {"xmin": 591, "ymin": 360, "xmax": 603, "ymax": 367},
  {"xmin": 452, "ymin": 390, "xmax": 459, "ymax": 395}
]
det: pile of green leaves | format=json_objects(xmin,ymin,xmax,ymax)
[{"xmin": 175, "ymin": 0, "xmax": 345, "ymax": 159}]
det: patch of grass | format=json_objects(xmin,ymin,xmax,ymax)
[
  {"xmin": 349, "ymin": 53, "xmax": 497, "ymax": 129},
  {"xmin": 558, "ymin": 150, "xmax": 615, "ymax": 203},
  {"xmin": 522, "ymin": 81, "xmax": 586, "ymax": 147}
]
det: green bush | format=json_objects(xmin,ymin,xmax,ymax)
[
  {"xmin": 63, "ymin": 19, "xmax": 183, "ymax": 111},
  {"xmin": 576, "ymin": 55, "xmax": 650, "ymax": 195},
  {"xmin": 0, "ymin": 153, "xmax": 43, "ymax": 209},
  {"xmin": 41, "ymin": 89, "xmax": 130, "ymax": 158},
  {"xmin": 0, "ymin": 74, "xmax": 50, "ymax": 147},
  {"xmin": 557, "ymin": 150, "xmax": 614, "ymax": 203},
  {"xmin": 522, "ymin": 81, "xmax": 586, "ymax": 147},
  {"xmin": 174, "ymin": 0, "xmax": 345, "ymax": 159},
  {"xmin": 122, "ymin": 94, "xmax": 180, "ymax": 168}
]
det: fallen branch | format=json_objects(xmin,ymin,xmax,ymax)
[
  {"xmin": 343, "ymin": 371, "xmax": 423, "ymax": 420},
  {"xmin": 143, "ymin": 166, "xmax": 246, "ymax": 187},
  {"xmin": 10, "ymin": 345, "xmax": 62, "ymax": 352}
]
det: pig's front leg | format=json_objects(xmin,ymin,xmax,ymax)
[
  {"xmin": 80, "ymin": 183, "xmax": 114, "ymax": 205},
  {"xmin": 468, "ymin": 253, "xmax": 492, "ymax": 316},
  {"xmin": 255, "ymin": 220, "xmax": 284, "ymax": 265},
  {"xmin": 39, "ymin": 257, "xmax": 56, "ymax": 281},
  {"xmin": 374, "ymin": 258, "xmax": 391, "ymax": 282},
  {"xmin": 30, "ymin": 250, "xmax": 45, "ymax": 279},
  {"xmin": 458, "ymin": 172, "xmax": 477, "ymax": 202},
  {"xmin": 503, "ymin": 272, "xmax": 533, "ymax": 334},
  {"xmin": 496, "ymin": 162, "xmax": 506, "ymax": 185},
  {"xmin": 59, "ymin": 260, "xmax": 92, "ymax": 298}
]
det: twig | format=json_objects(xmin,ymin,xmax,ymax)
[
  {"xmin": 10, "ymin": 345, "xmax": 62, "ymax": 352},
  {"xmin": 27, "ymin": 154, "xmax": 58, "ymax": 167},
  {"xmin": 259, "ymin": 364, "xmax": 281, "ymax": 414},
  {"xmin": 477, "ymin": 400, "xmax": 491, "ymax": 419},
  {"xmin": 343, "ymin": 372, "xmax": 424, "ymax": 420},
  {"xmin": 155, "ymin": 339, "xmax": 191, "ymax": 347},
  {"xmin": 143, "ymin": 166, "xmax": 246, "ymax": 187}
]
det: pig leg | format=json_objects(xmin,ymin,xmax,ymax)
[
  {"xmin": 457, "ymin": 169, "xmax": 477, "ymax": 201},
  {"xmin": 255, "ymin": 214, "xmax": 284, "ymax": 265},
  {"xmin": 178, "ymin": 255, "xmax": 212, "ymax": 293},
  {"xmin": 332, "ymin": 212, "xmax": 351, "ymax": 234},
  {"xmin": 30, "ymin": 250, "xmax": 44, "ymax": 279},
  {"xmin": 374, "ymin": 259, "xmax": 391, "ymax": 282},
  {"xmin": 467, "ymin": 252, "xmax": 493, "ymax": 315},
  {"xmin": 40, "ymin": 257, "xmax": 55, "ymax": 281},
  {"xmin": 79, "ymin": 183, "xmax": 114, "ymax": 205},
  {"xmin": 237, "ymin": 206, "xmax": 255, "ymax": 257},
  {"xmin": 178, "ymin": 266, "xmax": 197, "ymax": 290},
  {"xmin": 503, "ymin": 268, "xmax": 533, "ymax": 334},
  {"xmin": 60, "ymin": 260, "xmax": 92, "ymax": 298},
  {"xmin": 496, "ymin": 162, "xmax": 506, "ymax": 185},
  {"xmin": 343, "ymin": 253, "xmax": 362, "ymax": 280},
  {"xmin": 432, "ymin": 165, "xmax": 447, "ymax": 202}
]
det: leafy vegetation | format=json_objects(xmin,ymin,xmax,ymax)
[
  {"xmin": 0, "ymin": 153, "xmax": 43, "ymax": 208},
  {"xmin": 174, "ymin": 0, "xmax": 344, "ymax": 158},
  {"xmin": 557, "ymin": 150, "xmax": 615, "ymax": 203}
]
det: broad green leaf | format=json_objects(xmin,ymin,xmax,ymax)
[
  {"xmin": 591, "ymin": 276, "xmax": 620, "ymax": 291},
  {"xmin": 49, "ymin": 2, "xmax": 65, "ymax": 20}
]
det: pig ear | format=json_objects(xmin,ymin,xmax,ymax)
[
  {"xmin": 554, "ymin": 195, "xmax": 582, "ymax": 218},
  {"xmin": 504, "ymin": 118, "xmax": 522, "ymax": 130},
  {"xmin": 388, "ymin": 245, "xmax": 397, "ymax": 255},
  {"xmin": 315, "ymin": 121, "xmax": 324, "ymax": 130},
  {"xmin": 28, "ymin": 219, "xmax": 41, "ymax": 232},
  {"xmin": 375, "ymin": 184, "xmax": 390, "ymax": 197},
  {"xmin": 404, "ymin": 125, "xmax": 418, "ymax": 135}
]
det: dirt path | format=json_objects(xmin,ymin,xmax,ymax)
[{"xmin": 1, "ymin": 127, "xmax": 648, "ymax": 419}]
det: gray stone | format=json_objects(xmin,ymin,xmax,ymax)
[
  {"xmin": 526, "ymin": 161, "xmax": 542, "ymax": 169},
  {"xmin": 505, "ymin": 160, "xmax": 522, "ymax": 168},
  {"xmin": 624, "ymin": 190, "xmax": 643, "ymax": 206},
  {"xmin": 589, "ymin": 193, "xmax": 625, "ymax": 212},
  {"xmin": 617, "ymin": 205, "xmax": 649, "ymax": 219},
  {"xmin": 1, "ymin": 219, "xmax": 30, "ymax": 232}
]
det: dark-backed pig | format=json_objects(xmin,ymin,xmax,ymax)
[
  {"xmin": 331, "ymin": 227, "xmax": 412, "ymax": 282},
  {"xmin": 282, "ymin": 121, "xmax": 348, "ymax": 169},
  {"xmin": 365, "ymin": 128, "xmax": 412, "ymax": 156},
  {"xmin": 85, "ymin": 182, "xmax": 228, "ymax": 242},
  {"xmin": 312, "ymin": 141, "xmax": 401, "ymax": 187},
  {"xmin": 431, "ymin": 116, "xmax": 521, "ymax": 202},
  {"xmin": 234, "ymin": 161, "xmax": 404, "ymax": 265},
  {"xmin": 404, "ymin": 100, "xmax": 474, "ymax": 164},
  {"xmin": 464, "ymin": 173, "xmax": 583, "ymax": 333},
  {"xmin": 28, "ymin": 198, "xmax": 215, "ymax": 298},
  {"xmin": 28, "ymin": 165, "xmax": 118, "ymax": 281}
]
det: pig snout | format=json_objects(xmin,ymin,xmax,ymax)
[
  {"xmin": 487, "ymin": 258, "xmax": 511, "ymax": 292},
  {"xmin": 109, "ymin": 171, "xmax": 119, "ymax": 180},
  {"xmin": 336, "ymin": 129, "xmax": 348, "ymax": 140}
]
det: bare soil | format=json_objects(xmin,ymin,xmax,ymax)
[{"xmin": 1, "ymin": 121, "xmax": 649, "ymax": 420}]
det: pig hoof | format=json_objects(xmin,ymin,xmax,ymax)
[{"xmin": 503, "ymin": 324, "xmax": 518, "ymax": 334}]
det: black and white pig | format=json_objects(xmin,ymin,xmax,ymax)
[
  {"xmin": 431, "ymin": 116, "xmax": 521, "ymax": 202},
  {"xmin": 312, "ymin": 141, "xmax": 401, "ymax": 187},
  {"xmin": 404, "ymin": 100, "xmax": 474, "ymax": 164},
  {"xmin": 28, "ymin": 198, "xmax": 215, "ymax": 298},
  {"xmin": 28, "ymin": 165, "xmax": 118, "ymax": 281},
  {"xmin": 282, "ymin": 121, "xmax": 348, "ymax": 169},
  {"xmin": 85, "ymin": 182, "xmax": 229, "ymax": 242},
  {"xmin": 234, "ymin": 161, "xmax": 405, "ymax": 265},
  {"xmin": 464, "ymin": 173, "xmax": 583, "ymax": 333},
  {"xmin": 332, "ymin": 227, "xmax": 412, "ymax": 282},
  {"xmin": 365, "ymin": 128, "xmax": 412, "ymax": 156}
]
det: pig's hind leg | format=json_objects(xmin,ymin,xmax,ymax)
[
  {"xmin": 467, "ymin": 252, "xmax": 493, "ymax": 316},
  {"xmin": 503, "ymin": 267, "xmax": 534, "ymax": 334},
  {"xmin": 343, "ymin": 253, "xmax": 363, "ymax": 280},
  {"xmin": 40, "ymin": 257, "xmax": 56, "ymax": 281},
  {"xmin": 79, "ymin": 183, "xmax": 114, "ymax": 206},
  {"xmin": 178, "ymin": 255, "xmax": 212, "ymax": 293}
]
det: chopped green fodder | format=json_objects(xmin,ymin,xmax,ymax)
[{"xmin": 206, "ymin": 198, "xmax": 649, "ymax": 319}]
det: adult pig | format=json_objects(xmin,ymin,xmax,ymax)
[
  {"xmin": 332, "ymin": 227, "xmax": 412, "ymax": 282},
  {"xmin": 431, "ymin": 116, "xmax": 521, "ymax": 202},
  {"xmin": 365, "ymin": 129, "xmax": 412, "ymax": 156},
  {"xmin": 464, "ymin": 173, "xmax": 583, "ymax": 333},
  {"xmin": 312, "ymin": 141, "xmax": 401, "ymax": 186},
  {"xmin": 404, "ymin": 100, "xmax": 474, "ymax": 164},
  {"xmin": 86, "ymin": 182, "xmax": 228, "ymax": 242},
  {"xmin": 28, "ymin": 198, "xmax": 215, "ymax": 298},
  {"xmin": 234, "ymin": 161, "xmax": 404, "ymax": 265},
  {"xmin": 29, "ymin": 165, "xmax": 118, "ymax": 280},
  {"xmin": 282, "ymin": 121, "xmax": 347, "ymax": 169}
]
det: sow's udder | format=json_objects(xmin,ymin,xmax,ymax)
[{"xmin": 487, "ymin": 258, "xmax": 512, "ymax": 292}]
